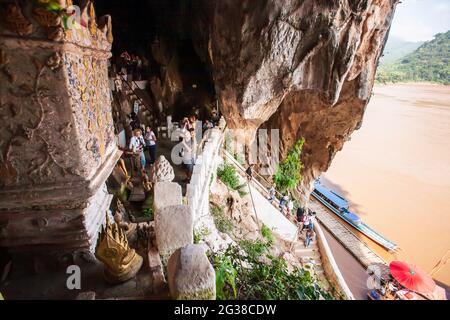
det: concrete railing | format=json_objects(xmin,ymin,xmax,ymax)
[
  {"xmin": 186, "ymin": 128, "xmax": 224, "ymax": 223},
  {"xmin": 314, "ymin": 222, "xmax": 355, "ymax": 300}
]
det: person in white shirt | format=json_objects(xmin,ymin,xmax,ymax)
[
  {"xmin": 180, "ymin": 129, "xmax": 193, "ymax": 182},
  {"xmin": 144, "ymin": 126, "xmax": 157, "ymax": 164},
  {"xmin": 287, "ymin": 199, "xmax": 294, "ymax": 215},
  {"xmin": 129, "ymin": 129, "xmax": 146, "ymax": 171}
]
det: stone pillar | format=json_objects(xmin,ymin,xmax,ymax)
[
  {"xmin": 0, "ymin": 1, "xmax": 120, "ymax": 254},
  {"xmin": 167, "ymin": 244, "xmax": 216, "ymax": 300},
  {"xmin": 154, "ymin": 205, "xmax": 193, "ymax": 263},
  {"xmin": 153, "ymin": 182, "xmax": 182, "ymax": 216}
]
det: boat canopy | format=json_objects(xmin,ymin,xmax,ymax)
[
  {"xmin": 345, "ymin": 211, "xmax": 362, "ymax": 225},
  {"xmin": 313, "ymin": 181, "xmax": 349, "ymax": 211}
]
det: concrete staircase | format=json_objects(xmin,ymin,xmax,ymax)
[{"xmin": 223, "ymin": 151, "xmax": 329, "ymax": 287}]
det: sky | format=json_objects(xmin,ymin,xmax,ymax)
[{"xmin": 389, "ymin": 0, "xmax": 450, "ymax": 42}]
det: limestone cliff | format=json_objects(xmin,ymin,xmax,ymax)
[
  {"xmin": 192, "ymin": 0, "xmax": 399, "ymax": 200},
  {"xmin": 98, "ymin": 0, "xmax": 398, "ymax": 200}
]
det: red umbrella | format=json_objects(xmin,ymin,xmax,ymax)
[{"xmin": 389, "ymin": 260, "xmax": 436, "ymax": 294}]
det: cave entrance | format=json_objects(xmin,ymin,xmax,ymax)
[{"xmin": 95, "ymin": 0, "xmax": 217, "ymax": 124}]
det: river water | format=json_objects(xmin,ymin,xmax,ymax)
[{"xmin": 322, "ymin": 83, "xmax": 450, "ymax": 287}]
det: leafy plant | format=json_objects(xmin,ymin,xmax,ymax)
[
  {"xmin": 273, "ymin": 138, "xmax": 305, "ymax": 193},
  {"xmin": 210, "ymin": 238, "xmax": 333, "ymax": 300},
  {"xmin": 194, "ymin": 227, "xmax": 211, "ymax": 244},
  {"xmin": 261, "ymin": 224, "xmax": 274, "ymax": 244},
  {"xmin": 142, "ymin": 208, "xmax": 153, "ymax": 219},
  {"xmin": 142, "ymin": 195, "xmax": 154, "ymax": 219},
  {"xmin": 217, "ymin": 164, "xmax": 247, "ymax": 197}
]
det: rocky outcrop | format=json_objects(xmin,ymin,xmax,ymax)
[{"xmin": 193, "ymin": 0, "xmax": 398, "ymax": 199}]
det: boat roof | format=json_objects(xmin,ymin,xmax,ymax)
[{"xmin": 314, "ymin": 181, "xmax": 349, "ymax": 210}]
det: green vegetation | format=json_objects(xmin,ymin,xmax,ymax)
[
  {"xmin": 142, "ymin": 195, "xmax": 154, "ymax": 219},
  {"xmin": 210, "ymin": 236, "xmax": 333, "ymax": 300},
  {"xmin": 209, "ymin": 189, "xmax": 331, "ymax": 299},
  {"xmin": 194, "ymin": 227, "xmax": 211, "ymax": 244},
  {"xmin": 210, "ymin": 202, "xmax": 234, "ymax": 234},
  {"xmin": 217, "ymin": 164, "xmax": 247, "ymax": 197},
  {"xmin": 377, "ymin": 31, "xmax": 450, "ymax": 85},
  {"xmin": 260, "ymin": 224, "xmax": 274, "ymax": 244},
  {"xmin": 273, "ymin": 138, "xmax": 305, "ymax": 194}
]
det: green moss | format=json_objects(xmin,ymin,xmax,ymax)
[{"xmin": 176, "ymin": 288, "xmax": 216, "ymax": 300}]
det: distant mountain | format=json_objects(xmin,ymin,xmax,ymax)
[
  {"xmin": 376, "ymin": 31, "xmax": 450, "ymax": 84},
  {"xmin": 379, "ymin": 36, "xmax": 423, "ymax": 65}
]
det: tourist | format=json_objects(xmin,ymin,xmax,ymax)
[
  {"xmin": 296, "ymin": 206, "xmax": 305, "ymax": 224},
  {"xmin": 211, "ymin": 110, "xmax": 220, "ymax": 126},
  {"xmin": 267, "ymin": 185, "xmax": 276, "ymax": 202},
  {"xmin": 301, "ymin": 213, "xmax": 311, "ymax": 233},
  {"xmin": 129, "ymin": 112, "xmax": 141, "ymax": 132},
  {"xmin": 129, "ymin": 128, "xmax": 146, "ymax": 171},
  {"xmin": 202, "ymin": 119, "xmax": 214, "ymax": 133},
  {"xmin": 287, "ymin": 198, "xmax": 294, "ymax": 215},
  {"xmin": 305, "ymin": 229, "xmax": 314, "ymax": 247},
  {"xmin": 279, "ymin": 193, "xmax": 289, "ymax": 214},
  {"xmin": 309, "ymin": 211, "xmax": 317, "ymax": 231},
  {"xmin": 245, "ymin": 164, "xmax": 254, "ymax": 181},
  {"xmin": 188, "ymin": 114, "xmax": 197, "ymax": 131},
  {"xmin": 180, "ymin": 130, "xmax": 193, "ymax": 182},
  {"xmin": 120, "ymin": 51, "xmax": 131, "ymax": 74},
  {"xmin": 181, "ymin": 117, "xmax": 190, "ymax": 130},
  {"xmin": 144, "ymin": 126, "xmax": 157, "ymax": 165}
]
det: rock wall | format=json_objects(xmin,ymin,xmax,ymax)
[{"xmin": 192, "ymin": 0, "xmax": 399, "ymax": 199}]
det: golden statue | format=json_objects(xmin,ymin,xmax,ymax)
[{"xmin": 95, "ymin": 213, "xmax": 143, "ymax": 284}]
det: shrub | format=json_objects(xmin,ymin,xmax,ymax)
[
  {"xmin": 210, "ymin": 238, "xmax": 333, "ymax": 300},
  {"xmin": 261, "ymin": 224, "xmax": 274, "ymax": 244},
  {"xmin": 217, "ymin": 164, "xmax": 247, "ymax": 196},
  {"xmin": 273, "ymin": 138, "xmax": 305, "ymax": 193},
  {"xmin": 194, "ymin": 227, "xmax": 211, "ymax": 244}
]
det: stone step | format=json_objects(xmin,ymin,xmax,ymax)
[
  {"xmin": 129, "ymin": 185, "xmax": 146, "ymax": 202},
  {"xmin": 294, "ymin": 248, "xmax": 320, "ymax": 259}
]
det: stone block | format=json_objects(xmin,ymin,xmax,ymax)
[
  {"xmin": 153, "ymin": 182, "xmax": 182, "ymax": 215},
  {"xmin": 167, "ymin": 244, "xmax": 216, "ymax": 300},
  {"xmin": 155, "ymin": 205, "xmax": 193, "ymax": 262}
]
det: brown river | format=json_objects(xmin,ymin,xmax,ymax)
[{"xmin": 322, "ymin": 83, "xmax": 450, "ymax": 288}]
